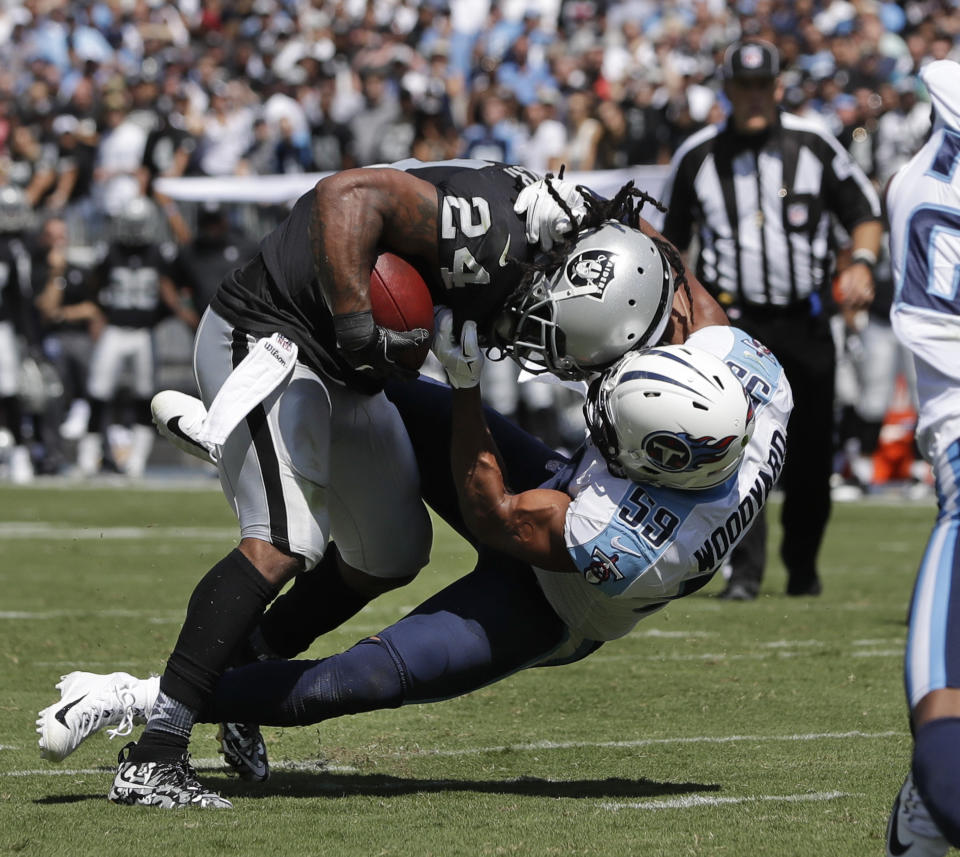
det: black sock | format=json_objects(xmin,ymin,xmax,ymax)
[
  {"xmin": 128, "ymin": 721, "xmax": 194, "ymax": 763},
  {"xmin": 159, "ymin": 548, "xmax": 279, "ymax": 713},
  {"xmin": 257, "ymin": 546, "xmax": 371, "ymax": 659}
]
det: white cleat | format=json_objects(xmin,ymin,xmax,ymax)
[
  {"xmin": 37, "ymin": 671, "xmax": 159, "ymax": 762},
  {"xmin": 151, "ymin": 390, "xmax": 217, "ymax": 464},
  {"xmin": 886, "ymin": 772, "xmax": 950, "ymax": 857}
]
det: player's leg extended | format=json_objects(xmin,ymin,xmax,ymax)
[
  {"xmin": 893, "ymin": 438, "xmax": 960, "ymax": 851},
  {"xmin": 110, "ymin": 311, "xmax": 330, "ymax": 806},
  {"xmin": 203, "ymin": 550, "xmax": 570, "ymax": 727}
]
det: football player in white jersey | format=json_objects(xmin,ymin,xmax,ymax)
[
  {"xmin": 884, "ymin": 59, "xmax": 960, "ymax": 857},
  {"xmin": 34, "ymin": 322, "xmax": 792, "ymax": 797}
]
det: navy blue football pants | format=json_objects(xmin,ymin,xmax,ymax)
[{"xmin": 203, "ymin": 378, "xmax": 592, "ymax": 727}]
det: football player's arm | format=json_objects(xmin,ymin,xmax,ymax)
[
  {"xmin": 635, "ymin": 215, "xmax": 728, "ymax": 343},
  {"xmin": 309, "ymin": 167, "xmax": 440, "ymax": 315},
  {"xmin": 449, "ymin": 386, "xmax": 577, "ymax": 574}
]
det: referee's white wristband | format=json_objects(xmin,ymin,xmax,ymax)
[{"xmin": 851, "ymin": 248, "xmax": 877, "ymax": 268}]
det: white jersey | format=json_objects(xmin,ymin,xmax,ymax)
[
  {"xmin": 888, "ymin": 113, "xmax": 960, "ymax": 462},
  {"xmin": 535, "ymin": 325, "xmax": 793, "ymax": 641}
]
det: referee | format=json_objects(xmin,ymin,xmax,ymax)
[{"xmin": 659, "ymin": 39, "xmax": 882, "ymax": 600}]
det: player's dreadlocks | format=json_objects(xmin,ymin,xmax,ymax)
[{"xmin": 507, "ymin": 174, "xmax": 694, "ymax": 327}]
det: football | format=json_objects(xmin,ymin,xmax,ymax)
[{"xmin": 369, "ymin": 251, "xmax": 435, "ymax": 370}]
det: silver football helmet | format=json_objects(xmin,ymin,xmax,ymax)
[
  {"xmin": 584, "ymin": 343, "xmax": 756, "ymax": 490},
  {"xmin": 111, "ymin": 196, "xmax": 159, "ymax": 246},
  {"xmin": 0, "ymin": 185, "xmax": 31, "ymax": 234},
  {"xmin": 493, "ymin": 221, "xmax": 675, "ymax": 380}
]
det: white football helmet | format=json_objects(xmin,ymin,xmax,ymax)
[
  {"xmin": 584, "ymin": 344, "xmax": 756, "ymax": 490},
  {"xmin": 493, "ymin": 221, "xmax": 675, "ymax": 380}
]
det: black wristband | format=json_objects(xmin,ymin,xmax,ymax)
[{"xmin": 333, "ymin": 310, "xmax": 377, "ymax": 352}]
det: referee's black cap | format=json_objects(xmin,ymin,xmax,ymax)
[{"xmin": 723, "ymin": 40, "xmax": 780, "ymax": 80}]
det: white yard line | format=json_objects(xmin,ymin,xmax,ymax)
[
  {"xmin": 0, "ymin": 731, "xmax": 906, "ymax": 775},
  {"xmin": 397, "ymin": 730, "xmax": 904, "ymax": 757},
  {"xmin": 601, "ymin": 790, "xmax": 854, "ymax": 811},
  {"xmin": 0, "ymin": 523, "xmax": 234, "ymax": 540}
]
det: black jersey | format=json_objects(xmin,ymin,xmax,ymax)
[
  {"xmin": 0, "ymin": 238, "xmax": 26, "ymax": 326},
  {"xmin": 92, "ymin": 242, "xmax": 177, "ymax": 329},
  {"xmin": 211, "ymin": 159, "xmax": 540, "ymax": 390}
]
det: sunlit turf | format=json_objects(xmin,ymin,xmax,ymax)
[{"xmin": 0, "ymin": 482, "xmax": 935, "ymax": 856}]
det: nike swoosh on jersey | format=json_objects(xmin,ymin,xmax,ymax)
[
  {"xmin": 886, "ymin": 792, "xmax": 910, "ymax": 856},
  {"xmin": 499, "ymin": 235, "xmax": 512, "ymax": 267},
  {"xmin": 610, "ymin": 535, "xmax": 645, "ymax": 558},
  {"xmin": 55, "ymin": 695, "xmax": 88, "ymax": 727}
]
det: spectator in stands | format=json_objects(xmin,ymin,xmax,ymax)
[
  {"xmin": 622, "ymin": 74, "xmax": 670, "ymax": 166},
  {"xmin": 93, "ymin": 90, "xmax": 147, "ymax": 221},
  {"xmin": 2, "ymin": 121, "xmax": 57, "ymax": 209},
  {"xmin": 197, "ymin": 83, "xmax": 255, "ymax": 178},
  {"xmin": 306, "ymin": 66, "xmax": 355, "ymax": 172},
  {"xmin": 31, "ymin": 214, "xmax": 102, "ymax": 471},
  {"xmin": 45, "ymin": 114, "xmax": 94, "ymax": 215},
  {"xmin": 875, "ymin": 77, "xmax": 931, "ymax": 187},
  {"xmin": 515, "ymin": 90, "xmax": 567, "ymax": 175},
  {"xmin": 348, "ymin": 67, "xmax": 402, "ymax": 166},
  {"xmin": 459, "ymin": 87, "xmax": 522, "ymax": 164},
  {"xmin": 138, "ymin": 86, "xmax": 198, "ymax": 245},
  {"xmin": 553, "ymin": 89, "xmax": 603, "ymax": 172}
]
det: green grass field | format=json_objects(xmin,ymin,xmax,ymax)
[{"xmin": 0, "ymin": 482, "xmax": 937, "ymax": 856}]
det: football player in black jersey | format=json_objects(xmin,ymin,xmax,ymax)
[
  {"xmin": 75, "ymin": 196, "xmax": 196, "ymax": 479},
  {"xmin": 93, "ymin": 160, "xmax": 727, "ymax": 807}
]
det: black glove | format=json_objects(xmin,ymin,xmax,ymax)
[{"xmin": 333, "ymin": 310, "xmax": 430, "ymax": 380}]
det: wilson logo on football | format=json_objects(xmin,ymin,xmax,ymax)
[
  {"xmin": 643, "ymin": 431, "xmax": 738, "ymax": 473},
  {"xmin": 565, "ymin": 250, "xmax": 617, "ymax": 296}
]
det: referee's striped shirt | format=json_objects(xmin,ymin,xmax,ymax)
[{"xmin": 659, "ymin": 112, "xmax": 882, "ymax": 308}]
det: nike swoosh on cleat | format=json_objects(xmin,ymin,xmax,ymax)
[
  {"xmin": 166, "ymin": 417, "xmax": 208, "ymax": 452},
  {"xmin": 887, "ymin": 793, "xmax": 910, "ymax": 857},
  {"xmin": 54, "ymin": 695, "xmax": 88, "ymax": 728}
]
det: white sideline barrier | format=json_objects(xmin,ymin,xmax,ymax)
[{"xmin": 154, "ymin": 165, "xmax": 671, "ymax": 207}]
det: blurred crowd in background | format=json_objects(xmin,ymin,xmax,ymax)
[{"xmin": 0, "ymin": 0, "xmax": 956, "ymax": 486}]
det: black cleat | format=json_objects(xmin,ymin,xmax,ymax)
[{"xmin": 108, "ymin": 742, "xmax": 233, "ymax": 809}]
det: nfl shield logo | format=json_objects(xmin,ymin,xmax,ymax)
[
  {"xmin": 787, "ymin": 202, "xmax": 808, "ymax": 227},
  {"xmin": 741, "ymin": 45, "xmax": 764, "ymax": 69}
]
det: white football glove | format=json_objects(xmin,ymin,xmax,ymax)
[
  {"xmin": 513, "ymin": 176, "xmax": 587, "ymax": 252},
  {"xmin": 431, "ymin": 308, "xmax": 483, "ymax": 389}
]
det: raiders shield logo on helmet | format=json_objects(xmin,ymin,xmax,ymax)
[{"xmin": 565, "ymin": 249, "xmax": 617, "ymax": 296}]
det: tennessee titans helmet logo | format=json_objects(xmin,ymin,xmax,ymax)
[
  {"xmin": 565, "ymin": 250, "xmax": 617, "ymax": 296},
  {"xmin": 643, "ymin": 431, "xmax": 738, "ymax": 473}
]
